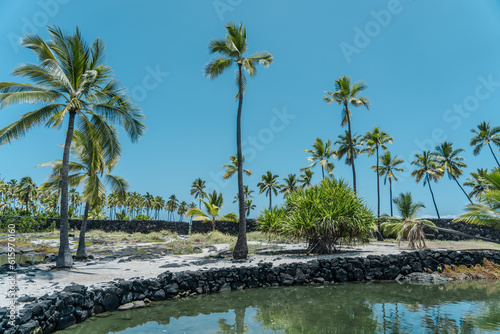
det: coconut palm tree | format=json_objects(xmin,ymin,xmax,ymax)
[
  {"xmin": 363, "ymin": 127, "xmax": 393, "ymax": 218},
  {"xmin": 470, "ymin": 121, "xmax": 500, "ymax": 167},
  {"xmin": 186, "ymin": 190, "xmax": 238, "ymax": 231},
  {"xmin": 0, "ymin": 26, "xmax": 145, "ymax": 267},
  {"xmin": 17, "ymin": 176, "xmax": 38, "ymax": 213},
  {"xmin": 166, "ymin": 195, "xmax": 179, "ymax": 221},
  {"xmin": 257, "ymin": 171, "xmax": 280, "ymax": 210},
  {"xmin": 323, "ymin": 75, "xmax": 370, "ymax": 193},
  {"xmin": 153, "ymin": 196, "xmax": 165, "ymax": 220},
  {"xmin": 245, "ymin": 199, "xmax": 256, "ymax": 217},
  {"xmin": 233, "ymin": 185, "xmax": 255, "ymax": 203},
  {"xmin": 38, "ymin": 127, "xmax": 128, "ymax": 259},
  {"xmin": 464, "ymin": 168, "xmax": 490, "ymax": 200},
  {"xmin": 143, "ymin": 192, "xmax": 154, "ymax": 217},
  {"xmin": 190, "ymin": 178, "xmax": 207, "ymax": 209},
  {"xmin": 280, "ymin": 174, "xmax": 298, "ymax": 198},
  {"xmin": 301, "ymin": 138, "xmax": 335, "ymax": 179},
  {"xmin": 298, "ymin": 170, "xmax": 314, "ymax": 189},
  {"xmin": 411, "ymin": 151, "xmax": 444, "ymax": 219},
  {"xmin": 335, "ymin": 131, "xmax": 364, "ymax": 167},
  {"xmin": 205, "ymin": 22, "xmax": 273, "ymax": 260},
  {"xmin": 376, "ymin": 152, "xmax": 404, "ymax": 216},
  {"xmin": 435, "ymin": 141, "xmax": 471, "ymax": 203},
  {"xmin": 177, "ymin": 201, "xmax": 188, "ymax": 222},
  {"xmin": 457, "ymin": 171, "xmax": 500, "ymax": 229},
  {"xmin": 380, "ymin": 192, "xmax": 436, "ymax": 249},
  {"xmin": 222, "ymin": 154, "xmax": 251, "ymax": 179}
]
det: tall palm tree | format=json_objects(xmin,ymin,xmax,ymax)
[
  {"xmin": 177, "ymin": 201, "xmax": 188, "ymax": 222},
  {"xmin": 363, "ymin": 127, "xmax": 393, "ymax": 218},
  {"xmin": 153, "ymin": 195, "xmax": 165, "ymax": 220},
  {"xmin": 335, "ymin": 131, "xmax": 364, "ymax": 167},
  {"xmin": 38, "ymin": 127, "xmax": 128, "ymax": 259},
  {"xmin": 464, "ymin": 168, "xmax": 490, "ymax": 200},
  {"xmin": 143, "ymin": 192, "xmax": 154, "ymax": 217},
  {"xmin": 323, "ymin": 75, "xmax": 370, "ymax": 193},
  {"xmin": 257, "ymin": 171, "xmax": 280, "ymax": 210},
  {"xmin": 411, "ymin": 151, "xmax": 444, "ymax": 219},
  {"xmin": 190, "ymin": 178, "xmax": 206, "ymax": 209},
  {"xmin": 166, "ymin": 195, "xmax": 179, "ymax": 221},
  {"xmin": 17, "ymin": 176, "xmax": 38, "ymax": 213},
  {"xmin": 0, "ymin": 26, "xmax": 145, "ymax": 267},
  {"xmin": 435, "ymin": 141, "xmax": 471, "ymax": 203},
  {"xmin": 301, "ymin": 138, "xmax": 335, "ymax": 179},
  {"xmin": 280, "ymin": 174, "xmax": 298, "ymax": 198},
  {"xmin": 186, "ymin": 190, "xmax": 237, "ymax": 230},
  {"xmin": 205, "ymin": 22, "xmax": 273, "ymax": 260},
  {"xmin": 222, "ymin": 154, "xmax": 251, "ymax": 179},
  {"xmin": 470, "ymin": 121, "xmax": 500, "ymax": 167},
  {"xmin": 298, "ymin": 170, "xmax": 314, "ymax": 189},
  {"xmin": 376, "ymin": 152, "xmax": 404, "ymax": 216}
]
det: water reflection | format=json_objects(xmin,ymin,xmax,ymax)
[{"xmin": 61, "ymin": 280, "xmax": 500, "ymax": 334}]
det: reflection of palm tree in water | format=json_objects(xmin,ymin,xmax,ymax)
[{"xmin": 217, "ymin": 307, "xmax": 248, "ymax": 334}]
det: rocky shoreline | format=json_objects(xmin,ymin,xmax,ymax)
[{"xmin": 1, "ymin": 248, "xmax": 500, "ymax": 334}]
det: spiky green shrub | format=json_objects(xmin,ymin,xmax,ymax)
[{"xmin": 257, "ymin": 178, "xmax": 375, "ymax": 254}]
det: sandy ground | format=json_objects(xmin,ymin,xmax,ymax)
[{"xmin": 0, "ymin": 242, "xmax": 404, "ymax": 308}]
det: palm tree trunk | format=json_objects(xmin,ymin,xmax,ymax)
[
  {"xmin": 321, "ymin": 165, "xmax": 324, "ymax": 179},
  {"xmin": 76, "ymin": 201, "xmax": 90, "ymax": 260},
  {"xmin": 453, "ymin": 176, "xmax": 473, "ymax": 204},
  {"xmin": 427, "ymin": 179, "xmax": 440, "ymax": 219},
  {"xmin": 233, "ymin": 63, "xmax": 248, "ymax": 260},
  {"xmin": 375, "ymin": 147, "xmax": 384, "ymax": 241},
  {"xmin": 269, "ymin": 190, "xmax": 272, "ymax": 210},
  {"xmin": 346, "ymin": 106, "xmax": 357, "ymax": 193},
  {"xmin": 488, "ymin": 143, "xmax": 500, "ymax": 167},
  {"xmin": 57, "ymin": 110, "xmax": 76, "ymax": 268},
  {"xmin": 199, "ymin": 198, "xmax": 201, "ymax": 209},
  {"xmin": 389, "ymin": 178, "xmax": 393, "ymax": 216}
]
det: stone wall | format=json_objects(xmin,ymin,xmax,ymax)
[
  {"xmin": 425, "ymin": 219, "xmax": 500, "ymax": 242},
  {"xmin": 1, "ymin": 249, "xmax": 500, "ymax": 333}
]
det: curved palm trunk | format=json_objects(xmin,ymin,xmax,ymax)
[
  {"xmin": 345, "ymin": 106, "xmax": 357, "ymax": 193},
  {"xmin": 453, "ymin": 176, "xmax": 473, "ymax": 204},
  {"xmin": 427, "ymin": 179, "xmax": 440, "ymax": 219},
  {"xmin": 76, "ymin": 201, "xmax": 90, "ymax": 260},
  {"xmin": 488, "ymin": 143, "xmax": 500, "ymax": 167},
  {"xmin": 57, "ymin": 110, "xmax": 76, "ymax": 268},
  {"xmin": 233, "ymin": 63, "xmax": 248, "ymax": 260},
  {"xmin": 389, "ymin": 178, "xmax": 393, "ymax": 216}
]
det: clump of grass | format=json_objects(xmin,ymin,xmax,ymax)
[
  {"xmin": 84, "ymin": 241, "xmax": 93, "ymax": 247},
  {"xmin": 33, "ymin": 243, "xmax": 58, "ymax": 254},
  {"xmin": 441, "ymin": 259, "xmax": 500, "ymax": 279}
]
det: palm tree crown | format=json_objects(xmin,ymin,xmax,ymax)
[
  {"xmin": 376, "ymin": 152, "xmax": 404, "ymax": 216},
  {"xmin": 280, "ymin": 174, "xmax": 298, "ymax": 197},
  {"xmin": 411, "ymin": 151, "xmax": 444, "ymax": 219},
  {"xmin": 435, "ymin": 141, "xmax": 471, "ymax": 203},
  {"xmin": 222, "ymin": 155, "xmax": 251, "ymax": 179},
  {"xmin": 190, "ymin": 178, "xmax": 206, "ymax": 209},
  {"xmin": 470, "ymin": 121, "xmax": 500, "ymax": 166},
  {"xmin": 302, "ymin": 138, "xmax": 335, "ymax": 179}
]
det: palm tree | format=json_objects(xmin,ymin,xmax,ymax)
[
  {"xmin": 245, "ymin": 199, "xmax": 256, "ymax": 218},
  {"xmin": 376, "ymin": 152, "xmax": 404, "ymax": 216},
  {"xmin": 38, "ymin": 127, "xmax": 128, "ymax": 259},
  {"xmin": 166, "ymin": 195, "xmax": 179, "ymax": 221},
  {"xmin": 205, "ymin": 22, "xmax": 273, "ymax": 260},
  {"xmin": 298, "ymin": 170, "xmax": 314, "ymax": 189},
  {"xmin": 323, "ymin": 75, "xmax": 370, "ymax": 193},
  {"xmin": 464, "ymin": 168, "xmax": 490, "ymax": 200},
  {"xmin": 233, "ymin": 185, "xmax": 255, "ymax": 203},
  {"xmin": 280, "ymin": 174, "xmax": 298, "ymax": 198},
  {"xmin": 380, "ymin": 192, "xmax": 436, "ymax": 249},
  {"xmin": 301, "ymin": 138, "xmax": 335, "ymax": 179},
  {"xmin": 335, "ymin": 131, "xmax": 364, "ymax": 167},
  {"xmin": 222, "ymin": 154, "xmax": 251, "ymax": 179},
  {"xmin": 457, "ymin": 171, "xmax": 500, "ymax": 229},
  {"xmin": 363, "ymin": 127, "xmax": 393, "ymax": 218},
  {"xmin": 177, "ymin": 201, "xmax": 188, "ymax": 222},
  {"xmin": 470, "ymin": 121, "xmax": 500, "ymax": 167},
  {"xmin": 411, "ymin": 151, "xmax": 444, "ymax": 219},
  {"xmin": 17, "ymin": 176, "xmax": 38, "ymax": 213},
  {"xmin": 0, "ymin": 26, "xmax": 145, "ymax": 267},
  {"xmin": 143, "ymin": 192, "xmax": 154, "ymax": 217},
  {"xmin": 190, "ymin": 178, "xmax": 206, "ymax": 209},
  {"xmin": 435, "ymin": 141, "xmax": 471, "ymax": 203},
  {"xmin": 153, "ymin": 196, "xmax": 165, "ymax": 220},
  {"xmin": 257, "ymin": 171, "xmax": 280, "ymax": 210},
  {"xmin": 186, "ymin": 190, "xmax": 237, "ymax": 231}
]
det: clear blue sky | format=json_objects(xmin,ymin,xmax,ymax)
[{"xmin": 1, "ymin": 0, "xmax": 500, "ymax": 219}]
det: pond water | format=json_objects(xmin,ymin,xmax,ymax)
[
  {"xmin": 62, "ymin": 280, "xmax": 500, "ymax": 333},
  {"xmin": 0, "ymin": 253, "xmax": 45, "ymax": 266}
]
